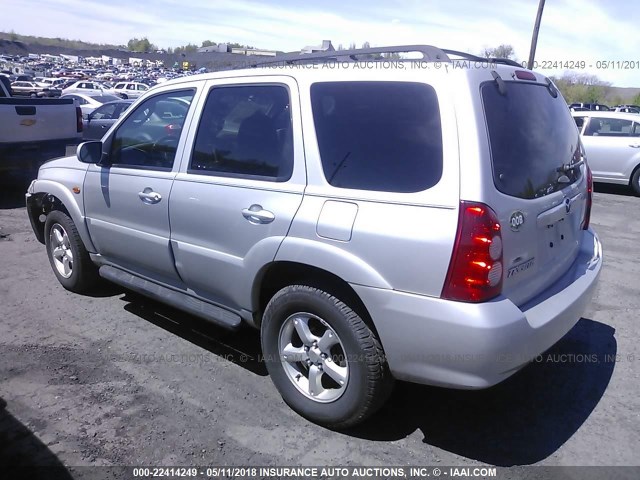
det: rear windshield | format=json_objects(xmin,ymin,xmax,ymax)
[
  {"xmin": 311, "ymin": 82, "xmax": 443, "ymax": 193},
  {"xmin": 92, "ymin": 95, "xmax": 121, "ymax": 103},
  {"xmin": 482, "ymin": 82, "xmax": 580, "ymax": 199}
]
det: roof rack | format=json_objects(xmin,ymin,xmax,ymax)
[
  {"xmin": 238, "ymin": 44, "xmax": 525, "ymax": 70},
  {"xmin": 244, "ymin": 45, "xmax": 451, "ymax": 69},
  {"xmin": 442, "ymin": 49, "xmax": 523, "ymax": 68}
]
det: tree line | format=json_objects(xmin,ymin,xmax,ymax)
[{"xmin": 126, "ymin": 37, "xmax": 253, "ymax": 55}]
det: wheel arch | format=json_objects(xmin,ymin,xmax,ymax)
[
  {"xmin": 252, "ymin": 261, "xmax": 383, "ymax": 345},
  {"xmin": 629, "ymin": 162, "xmax": 640, "ymax": 194},
  {"xmin": 28, "ymin": 180, "xmax": 96, "ymax": 251}
]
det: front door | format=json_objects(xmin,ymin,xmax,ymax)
[
  {"xmin": 582, "ymin": 116, "xmax": 640, "ymax": 181},
  {"xmin": 83, "ymin": 88, "xmax": 198, "ymax": 284}
]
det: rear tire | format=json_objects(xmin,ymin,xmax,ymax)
[
  {"xmin": 44, "ymin": 210, "xmax": 99, "ymax": 293},
  {"xmin": 631, "ymin": 168, "xmax": 640, "ymax": 196},
  {"xmin": 261, "ymin": 284, "xmax": 393, "ymax": 428}
]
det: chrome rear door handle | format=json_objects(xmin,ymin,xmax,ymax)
[
  {"xmin": 138, "ymin": 190, "xmax": 162, "ymax": 204},
  {"xmin": 242, "ymin": 205, "xmax": 275, "ymax": 224}
]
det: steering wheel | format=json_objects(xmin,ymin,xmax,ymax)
[{"xmin": 151, "ymin": 135, "xmax": 179, "ymax": 167}]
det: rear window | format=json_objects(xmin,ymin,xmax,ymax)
[
  {"xmin": 92, "ymin": 95, "xmax": 121, "ymax": 103},
  {"xmin": 311, "ymin": 82, "xmax": 443, "ymax": 193},
  {"xmin": 482, "ymin": 82, "xmax": 581, "ymax": 199}
]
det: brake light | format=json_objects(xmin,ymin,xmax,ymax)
[
  {"xmin": 164, "ymin": 124, "xmax": 181, "ymax": 135},
  {"xmin": 442, "ymin": 201, "xmax": 503, "ymax": 303},
  {"xmin": 581, "ymin": 165, "xmax": 593, "ymax": 230},
  {"xmin": 514, "ymin": 70, "xmax": 536, "ymax": 81},
  {"xmin": 76, "ymin": 106, "xmax": 83, "ymax": 133}
]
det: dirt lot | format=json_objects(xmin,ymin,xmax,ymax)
[{"xmin": 0, "ymin": 183, "xmax": 639, "ymax": 478}]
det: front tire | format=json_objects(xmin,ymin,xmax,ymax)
[
  {"xmin": 261, "ymin": 285, "xmax": 393, "ymax": 428},
  {"xmin": 44, "ymin": 210, "xmax": 98, "ymax": 293}
]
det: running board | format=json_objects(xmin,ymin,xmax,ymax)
[{"xmin": 98, "ymin": 265, "xmax": 242, "ymax": 331}]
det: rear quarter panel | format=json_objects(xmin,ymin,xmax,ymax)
[{"xmin": 276, "ymin": 68, "xmax": 461, "ymax": 296}]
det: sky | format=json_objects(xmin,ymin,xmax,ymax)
[{"xmin": 1, "ymin": 0, "xmax": 638, "ymax": 87}]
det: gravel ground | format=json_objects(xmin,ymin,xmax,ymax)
[{"xmin": 0, "ymin": 183, "xmax": 639, "ymax": 479}]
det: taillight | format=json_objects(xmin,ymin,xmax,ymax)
[
  {"xmin": 581, "ymin": 165, "xmax": 593, "ymax": 230},
  {"xmin": 164, "ymin": 124, "xmax": 181, "ymax": 135},
  {"xmin": 76, "ymin": 106, "xmax": 83, "ymax": 133},
  {"xmin": 442, "ymin": 201, "xmax": 503, "ymax": 303}
]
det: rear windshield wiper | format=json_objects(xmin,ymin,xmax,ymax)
[{"xmin": 556, "ymin": 159, "xmax": 584, "ymax": 172}]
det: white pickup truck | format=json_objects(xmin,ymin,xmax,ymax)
[{"xmin": 0, "ymin": 75, "xmax": 82, "ymax": 186}]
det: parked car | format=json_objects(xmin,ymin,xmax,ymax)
[
  {"xmin": 614, "ymin": 106, "xmax": 640, "ymax": 114},
  {"xmin": 62, "ymin": 80, "xmax": 114, "ymax": 96},
  {"xmin": 82, "ymin": 99, "xmax": 134, "ymax": 140},
  {"xmin": 10, "ymin": 80, "xmax": 59, "ymax": 98},
  {"xmin": 572, "ymin": 111, "xmax": 640, "ymax": 194},
  {"xmin": 39, "ymin": 77, "xmax": 68, "ymax": 89},
  {"xmin": 0, "ymin": 76, "xmax": 82, "ymax": 185},
  {"xmin": 569, "ymin": 102, "xmax": 610, "ymax": 111},
  {"xmin": 26, "ymin": 45, "xmax": 601, "ymax": 428},
  {"xmin": 111, "ymin": 81, "xmax": 150, "ymax": 99},
  {"xmin": 60, "ymin": 93, "xmax": 122, "ymax": 117}
]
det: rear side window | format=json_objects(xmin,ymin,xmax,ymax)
[
  {"xmin": 189, "ymin": 85, "xmax": 293, "ymax": 181},
  {"xmin": 584, "ymin": 117, "xmax": 638, "ymax": 137},
  {"xmin": 311, "ymin": 82, "xmax": 443, "ymax": 193},
  {"xmin": 482, "ymin": 82, "xmax": 581, "ymax": 199}
]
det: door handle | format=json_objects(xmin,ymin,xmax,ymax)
[
  {"xmin": 138, "ymin": 190, "xmax": 162, "ymax": 204},
  {"xmin": 242, "ymin": 205, "xmax": 275, "ymax": 224},
  {"xmin": 629, "ymin": 144, "xmax": 640, "ymax": 148}
]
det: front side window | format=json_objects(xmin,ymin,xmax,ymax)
[
  {"xmin": 189, "ymin": 85, "xmax": 293, "ymax": 181},
  {"xmin": 311, "ymin": 82, "xmax": 443, "ymax": 193},
  {"xmin": 110, "ymin": 89, "xmax": 195, "ymax": 170}
]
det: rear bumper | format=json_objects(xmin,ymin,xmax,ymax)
[{"xmin": 353, "ymin": 228, "xmax": 602, "ymax": 389}]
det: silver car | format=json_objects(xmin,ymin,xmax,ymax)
[
  {"xmin": 112, "ymin": 82, "xmax": 150, "ymax": 99},
  {"xmin": 60, "ymin": 93, "xmax": 122, "ymax": 118},
  {"xmin": 26, "ymin": 45, "xmax": 602, "ymax": 428},
  {"xmin": 572, "ymin": 111, "xmax": 640, "ymax": 195}
]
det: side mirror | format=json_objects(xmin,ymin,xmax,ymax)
[{"xmin": 77, "ymin": 141, "xmax": 104, "ymax": 164}]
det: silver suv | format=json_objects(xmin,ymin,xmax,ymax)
[
  {"xmin": 26, "ymin": 45, "xmax": 602, "ymax": 428},
  {"xmin": 112, "ymin": 82, "xmax": 149, "ymax": 99}
]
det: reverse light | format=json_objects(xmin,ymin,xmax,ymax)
[{"xmin": 442, "ymin": 201, "xmax": 503, "ymax": 303}]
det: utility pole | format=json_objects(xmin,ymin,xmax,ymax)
[{"xmin": 528, "ymin": 0, "xmax": 546, "ymax": 69}]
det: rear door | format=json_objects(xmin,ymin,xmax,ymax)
[
  {"xmin": 169, "ymin": 77, "xmax": 305, "ymax": 311},
  {"xmin": 580, "ymin": 116, "xmax": 640, "ymax": 181},
  {"xmin": 481, "ymin": 78, "xmax": 589, "ymax": 306}
]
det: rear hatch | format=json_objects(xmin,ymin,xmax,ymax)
[{"xmin": 481, "ymin": 74, "xmax": 589, "ymax": 306}]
